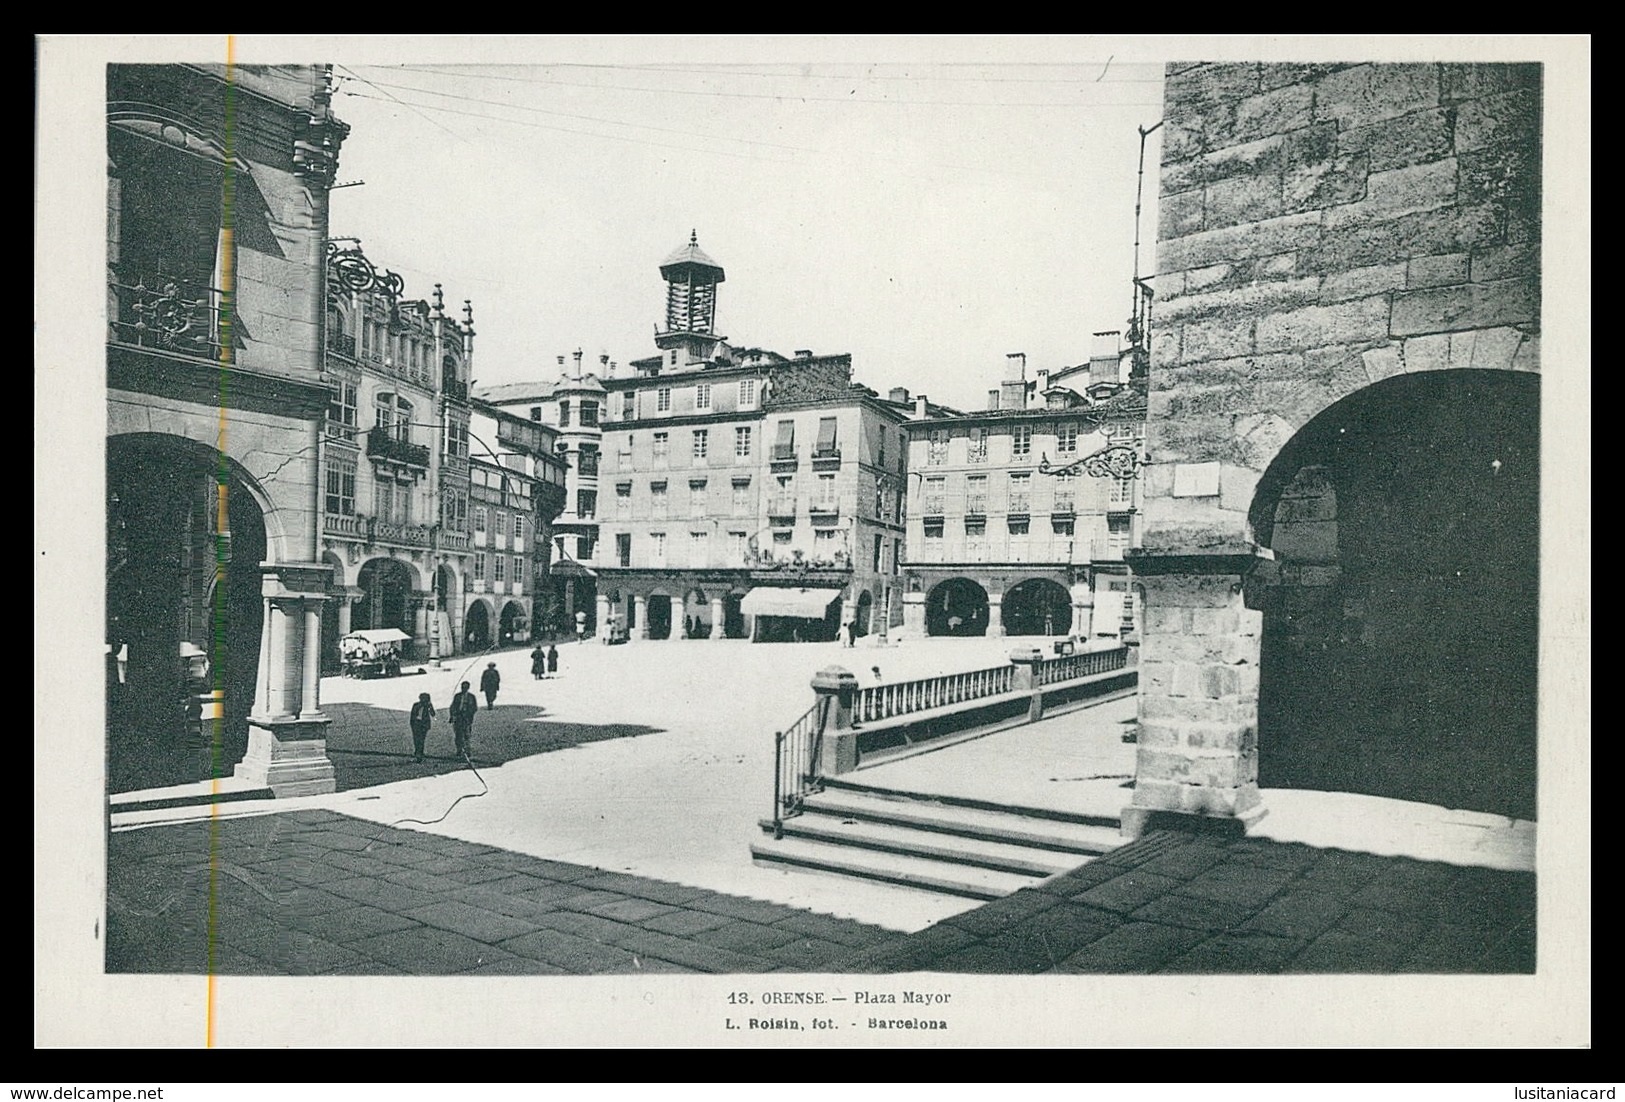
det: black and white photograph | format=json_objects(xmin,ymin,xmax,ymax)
[{"xmin": 37, "ymin": 34, "xmax": 1589, "ymax": 1048}]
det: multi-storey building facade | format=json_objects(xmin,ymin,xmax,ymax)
[
  {"xmin": 900, "ymin": 343, "xmax": 1147, "ymax": 640},
  {"xmin": 106, "ymin": 64, "xmax": 348, "ymax": 795},
  {"xmin": 318, "ymin": 245, "xmax": 476, "ymax": 667},
  {"xmin": 464, "ymin": 401, "xmax": 568, "ymax": 650},
  {"xmin": 593, "ymin": 234, "xmax": 925, "ymax": 641},
  {"xmin": 476, "ymin": 351, "xmax": 606, "ymax": 636}
]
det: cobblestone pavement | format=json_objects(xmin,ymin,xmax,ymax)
[
  {"xmin": 107, "ymin": 810, "xmax": 1536, "ymax": 976},
  {"xmin": 830, "ymin": 829, "xmax": 1537, "ymax": 974},
  {"xmin": 107, "ymin": 810, "xmax": 893, "ymax": 975}
]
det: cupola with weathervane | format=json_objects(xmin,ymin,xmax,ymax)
[{"xmin": 654, "ymin": 230, "xmax": 726, "ymax": 369}]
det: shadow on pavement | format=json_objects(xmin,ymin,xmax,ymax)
[{"xmin": 322, "ymin": 701, "xmax": 663, "ymax": 792}]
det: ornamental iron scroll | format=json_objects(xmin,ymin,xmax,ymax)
[
  {"xmin": 1038, "ymin": 443, "xmax": 1143, "ymax": 480},
  {"xmin": 327, "ymin": 242, "xmax": 406, "ymax": 301}
]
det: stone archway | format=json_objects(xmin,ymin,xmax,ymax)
[
  {"xmin": 724, "ymin": 589, "xmax": 748, "ymax": 639},
  {"xmin": 356, "ymin": 557, "xmax": 418, "ymax": 650},
  {"xmin": 646, "ymin": 593, "xmax": 674, "ymax": 640},
  {"xmin": 499, "ymin": 600, "xmax": 528, "ymax": 646},
  {"xmin": 925, "ymin": 578, "xmax": 989, "ymax": 637},
  {"xmin": 463, "ymin": 599, "xmax": 492, "ymax": 651},
  {"xmin": 1002, "ymin": 578, "xmax": 1073, "ymax": 637},
  {"xmin": 854, "ymin": 589, "xmax": 874, "ymax": 637},
  {"xmin": 1249, "ymin": 370, "xmax": 1539, "ymax": 819},
  {"xmin": 106, "ymin": 433, "xmax": 268, "ymax": 792},
  {"xmin": 682, "ymin": 587, "xmax": 709, "ymax": 639}
]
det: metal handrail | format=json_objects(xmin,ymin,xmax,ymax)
[{"xmin": 771, "ymin": 699, "xmax": 830, "ymax": 837}]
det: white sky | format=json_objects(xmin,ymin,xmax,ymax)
[{"xmin": 317, "ymin": 39, "xmax": 1169, "ymax": 412}]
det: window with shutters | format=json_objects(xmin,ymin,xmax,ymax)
[
  {"xmin": 774, "ymin": 420, "xmax": 796, "ymax": 461},
  {"xmin": 815, "ymin": 416, "xmax": 839, "ymax": 458},
  {"xmin": 734, "ymin": 426, "xmax": 752, "ymax": 459},
  {"xmin": 1012, "ymin": 424, "xmax": 1032, "ymax": 458}
]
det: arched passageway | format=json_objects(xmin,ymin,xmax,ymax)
[
  {"xmin": 854, "ymin": 590, "xmax": 874, "ymax": 637},
  {"xmin": 106, "ymin": 434, "xmax": 267, "ymax": 792},
  {"xmin": 1250, "ymin": 370, "xmax": 1538, "ymax": 819},
  {"xmin": 682, "ymin": 588, "xmax": 709, "ymax": 639},
  {"xmin": 464, "ymin": 600, "xmax": 492, "ymax": 651},
  {"xmin": 499, "ymin": 600, "xmax": 527, "ymax": 646},
  {"xmin": 646, "ymin": 594, "xmax": 673, "ymax": 640},
  {"xmin": 356, "ymin": 558, "xmax": 416, "ymax": 654},
  {"xmin": 1002, "ymin": 578, "xmax": 1073, "ymax": 637},
  {"xmin": 925, "ymin": 578, "xmax": 989, "ymax": 637}
]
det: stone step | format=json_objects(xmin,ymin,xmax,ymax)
[
  {"xmin": 798, "ymin": 789, "xmax": 1125, "ymax": 856},
  {"xmin": 759, "ymin": 814, "xmax": 1085, "ymax": 878},
  {"xmin": 749, "ymin": 836, "xmax": 1041, "ymax": 901}
]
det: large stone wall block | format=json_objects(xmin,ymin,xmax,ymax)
[
  {"xmin": 1158, "ymin": 211, "xmax": 1323, "ymax": 274},
  {"xmin": 1147, "ymin": 412, "xmax": 1233, "ymax": 464},
  {"xmin": 1338, "ymin": 108, "xmax": 1455, "ymax": 172},
  {"xmin": 1159, "ymin": 188, "xmax": 1206, "ymax": 239},
  {"xmin": 1323, "ymin": 158, "xmax": 1460, "ymax": 229},
  {"xmin": 1306, "ymin": 203, "xmax": 1504, "ymax": 275},
  {"xmin": 1178, "ymin": 315, "xmax": 1256, "ymax": 365},
  {"xmin": 1458, "ymin": 144, "xmax": 1540, "ymax": 212},
  {"xmin": 1406, "ymin": 252, "xmax": 1471, "ymax": 288},
  {"xmin": 1254, "ymin": 295, "xmax": 1392, "ymax": 355},
  {"xmin": 1230, "ymin": 413, "xmax": 1299, "ymax": 472},
  {"xmin": 1143, "ymin": 497, "xmax": 1249, "ymax": 546},
  {"xmin": 1454, "ymin": 87, "xmax": 1540, "ymax": 154},
  {"xmin": 1225, "ymin": 83, "xmax": 1315, "ymax": 147},
  {"xmin": 1167, "ymin": 63, "xmax": 1262, "ymax": 110},
  {"xmin": 1390, "ymin": 277, "xmax": 1538, "ymax": 337},
  {"xmin": 1162, "ymin": 122, "xmax": 1204, "ymax": 163},
  {"xmin": 1188, "ymin": 606, "xmax": 1242, "ymax": 637},
  {"xmin": 1261, "ymin": 63, "xmax": 1349, "ymax": 91},
  {"xmin": 1219, "ymin": 463, "xmax": 1261, "ymax": 514},
  {"xmin": 1442, "ymin": 63, "xmax": 1541, "ymax": 107},
  {"xmin": 1205, "ymin": 173, "xmax": 1285, "ymax": 230},
  {"xmin": 1314, "ymin": 64, "xmax": 1440, "ymax": 131},
  {"xmin": 1320, "ymin": 262, "xmax": 1408, "ymax": 304},
  {"xmin": 1136, "ymin": 719, "xmax": 1184, "ymax": 750},
  {"xmin": 1285, "ymin": 154, "xmax": 1370, "ymax": 214},
  {"xmin": 1470, "ymin": 243, "xmax": 1539, "ymax": 284},
  {"xmin": 1161, "ymin": 278, "xmax": 1322, "ymax": 325}
]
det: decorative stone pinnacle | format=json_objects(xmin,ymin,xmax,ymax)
[
  {"xmin": 463, "ymin": 300, "xmax": 474, "ymax": 326},
  {"xmin": 431, "ymin": 284, "xmax": 444, "ymax": 315}
]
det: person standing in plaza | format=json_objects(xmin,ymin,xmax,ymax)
[
  {"xmin": 409, "ymin": 692, "xmax": 435, "ymax": 763},
  {"xmin": 547, "ymin": 643, "xmax": 559, "ymax": 675},
  {"xmin": 449, "ymin": 681, "xmax": 477, "ymax": 758},
  {"xmin": 530, "ymin": 644, "xmax": 546, "ymax": 680},
  {"xmin": 575, "ymin": 609, "xmax": 587, "ymax": 643},
  {"xmin": 480, "ymin": 661, "xmax": 501, "ymax": 710}
]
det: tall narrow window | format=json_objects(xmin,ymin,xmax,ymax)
[
  {"xmin": 968, "ymin": 427, "xmax": 987, "ymax": 463},
  {"xmin": 558, "ymin": 400, "xmax": 572, "ymax": 427},
  {"xmin": 1057, "ymin": 423, "xmax": 1078, "ymax": 454},
  {"xmin": 577, "ymin": 490, "xmax": 597, "ymax": 519},
  {"xmin": 689, "ymin": 530, "xmax": 709, "ymax": 564},
  {"xmin": 325, "ymin": 460, "xmax": 356, "ymax": 516},
  {"xmin": 774, "ymin": 420, "xmax": 796, "ymax": 460},
  {"xmin": 928, "ymin": 430, "xmax": 948, "ymax": 465},
  {"xmin": 732, "ymin": 479, "xmax": 751, "ymax": 516},
  {"xmin": 650, "ymin": 532, "xmax": 667, "ymax": 566},
  {"xmin": 1009, "ymin": 472, "xmax": 1031, "ymax": 514},
  {"xmin": 966, "ymin": 474, "xmax": 988, "ymax": 515},
  {"xmin": 652, "ymin": 432, "xmax": 669, "ymax": 465},
  {"xmin": 580, "ymin": 401, "xmax": 599, "ymax": 426},
  {"xmin": 651, "ymin": 481, "xmax": 668, "ymax": 518},
  {"xmin": 688, "ymin": 480, "xmax": 707, "ymax": 518},
  {"xmin": 622, "ymin": 391, "xmax": 637, "ymax": 418},
  {"xmin": 1012, "ymin": 424, "xmax": 1032, "ymax": 458},
  {"xmin": 738, "ymin": 378, "xmax": 757, "ymax": 408},
  {"xmin": 814, "ymin": 473, "xmax": 837, "ymax": 511},
  {"xmin": 657, "ymin": 387, "xmax": 672, "ymax": 413},
  {"xmin": 692, "ymin": 429, "xmax": 709, "ymax": 461},
  {"xmin": 695, "ymin": 383, "xmax": 711, "ymax": 411},
  {"xmin": 734, "ymin": 426, "xmax": 752, "ymax": 459},
  {"xmin": 815, "ymin": 416, "xmax": 839, "ymax": 458},
  {"xmin": 616, "ymin": 533, "xmax": 632, "ymax": 567},
  {"xmin": 924, "ymin": 476, "xmax": 945, "ymax": 515},
  {"xmin": 616, "ymin": 482, "xmax": 632, "ymax": 517},
  {"xmin": 327, "ymin": 383, "xmax": 358, "ymax": 440}
]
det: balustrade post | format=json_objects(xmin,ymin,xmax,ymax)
[
  {"xmin": 811, "ymin": 665, "xmax": 859, "ymax": 775},
  {"xmin": 1010, "ymin": 647, "xmax": 1045, "ymax": 723}
]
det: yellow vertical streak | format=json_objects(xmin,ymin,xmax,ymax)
[{"xmin": 206, "ymin": 31, "xmax": 236, "ymax": 1054}]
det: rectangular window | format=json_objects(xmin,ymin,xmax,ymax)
[
  {"xmin": 923, "ymin": 476, "xmax": 945, "ymax": 516},
  {"xmin": 650, "ymin": 532, "xmax": 667, "ymax": 565},
  {"xmin": 473, "ymin": 506, "xmax": 487, "ymax": 532},
  {"xmin": 689, "ymin": 530, "xmax": 709, "ymax": 564},
  {"xmin": 657, "ymin": 387, "xmax": 672, "ymax": 413},
  {"xmin": 514, "ymin": 516, "xmax": 526, "ymax": 544},
  {"xmin": 692, "ymin": 429, "xmax": 709, "ymax": 460},
  {"xmin": 730, "ymin": 531, "xmax": 749, "ymax": 564},
  {"xmin": 473, "ymin": 553, "xmax": 486, "ymax": 582},
  {"xmin": 1052, "ymin": 517, "xmax": 1075, "ymax": 536},
  {"xmin": 495, "ymin": 512, "xmax": 508, "ymax": 539},
  {"xmin": 616, "ymin": 533, "xmax": 631, "ymax": 567},
  {"xmin": 689, "ymin": 480, "xmax": 707, "ymax": 517},
  {"xmin": 616, "ymin": 482, "xmax": 632, "ymax": 517},
  {"xmin": 965, "ymin": 518, "xmax": 987, "ymax": 562},
  {"xmin": 814, "ymin": 528, "xmax": 838, "ymax": 552},
  {"xmin": 814, "ymin": 473, "xmax": 837, "ymax": 510},
  {"xmin": 771, "ymin": 531, "xmax": 793, "ymax": 548},
  {"xmin": 774, "ymin": 419, "xmax": 796, "ymax": 460},
  {"xmin": 873, "ymin": 533, "xmax": 884, "ymax": 572},
  {"xmin": 928, "ymin": 430, "xmax": 948, "ymax": 465},
  {"xmin": 651, "ymin": 481, "xmax": 668, "ymax": 518},
  {"xmin": 773, "ymin": 474, "xmax": 795, "ymax": 515},
  {"xmin": 1009, "ymin": 472, "xmax": 1031, "ymax": 515},
  {"xmin": 893, "ymin": 538, "xmax": 902, "ymax": 575},
  {"xmin": 734, "ymin": 426, "xmax": 752, "ymax": 459},
  {"xmin": 815, "ymin": 416, "xmax": 838, "ymax": 458},
  {"xmin": 623, "ymin": 391, "xmax": 636, "ymax": 418},
  {"xmin": 324, "ymin": 461, "xmax": 356, "ymax": 516},
  {"xmin": 738, "ymin": 378, "xmax": 757, "ymax": 408},
  {"xmin": 1012, "ymin": 424, "xmax": 1032, "ymax": 458},
  {"xmin": 695, "ymin": 383, "xmax": 711, "ymax": 411},
  {"xmin": 1057, "ymin": 423, "xmax": 1078, "ymax": 454},
  {"xmin": 578, "ymin": 444, "xmax": 599, "ymax": 477},
  {"xmin": 578, "ymin": 536, "xmax": 594, "ymax": 562},
  {"xmin": 924, "ymin": 519, "xmax": 944, "ymax": 540},
  {"xmin": 326, "ymin": 383, "xmax": 358, "ymax": 439},
  {"xmin": 1110, "ymin": 475, "xmax": 1135, "ymax": 506},
  {"xmin": 732, "ymin": 480, "xmax": 751, "ymax": 516},
  {"xmin": 529, "ymin": 405, "xmax": 542, "ymax": 422},
  {"xmin": 577, "ymin": 489, "xmax": 597, "ymax": 519},
  {"xmin": 967, "ymin": 427, "xmax": 987, "ymax": 464},
  {"xmin": 442, "ymin": 420, "xmax": 469, "ymax": 459},
  {"xmin": 559, "ymin": 400, "xmax": 572, "ymax": 427},
  {"xmin": 965, "ymin": 474, "xmax": 988, "ymax": 515},
  {"xmin": 652, "ymin": 432, "xmax": 669, "ymax": 465},
  {"xmin": 1054, "ymin": 472, "xmax": 1076, "ymax": 512},
  {"xmin": 513, "ymin": 557, "xmax": 525, "ymax": 591},
  {"xmin": 494, "ymin": 555, "xmax": 506, "ymax": 583},
  {"xmin": 580, "ymin": 401, "xmax": 599, "ymax": 427},
  {"xmin": 441, "ymin": 490, "xmax": 468, "ymax": 530},
  {"xmin": 1107, "ymin": 514, "xmax": 1131, "ymax": 553}
]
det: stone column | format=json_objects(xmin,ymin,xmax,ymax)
[
  {"xmin": 986, "ymin": 592, "xmax": 1005, "ymax": 638},
  {"xmin": 300, "ymin": 599, "xmax": 323, "ymax": 718},
  {"xmin": 239, "ymin": 563, "xmax": 336, "ymax": 798},
  {"xmin": 1009, "ymin": 646, "xmax": 1045, "ymax": 722},
  {"xmin": 336, "ymin": 592, "xmax": 355, "ymax": 637},
  {"xmin": 709, "ymin": 596, "xmax": 725, "ymax": 639},
  {"xmin": 1070, "ymin": 580, "xmax": 1093, "ymax": 639},
  {"xmin": 812, "ymin": 665, "xmax": 859, "ymax": 775},
  {"xmin": 901, "ymin": 589, "xmax": 926, "ymax": 638},
  {"xmin": 1121, "ymin": 552, "xmax": 1268, "ymax": 838},
  {"xmin": 633, "ymin": 594, "xmax": 649, "ymax": 640}
]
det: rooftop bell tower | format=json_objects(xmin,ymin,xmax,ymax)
[{"xmin": 654, "ymin": 231, "xmax": 726, "ymax": 366}]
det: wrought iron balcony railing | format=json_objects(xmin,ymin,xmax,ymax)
[
  {"xmin": 441, "ymin": 377, "xmax": 469, "ymax": 403},
  {"xmin": 365, "ymin": 432, "xmax": 431, "ymax": 468},
  {"xmin": 109, "ymin": 274, "xmax": 232, "ymax": 363}
]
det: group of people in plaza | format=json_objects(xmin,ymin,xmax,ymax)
[{"xmin": 405, "ymin": 641, "xmax": 570, "ymax": 762}]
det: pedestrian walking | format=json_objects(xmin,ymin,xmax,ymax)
[
  {"xmin": 449, "ymin": 681, "xmax": 477, "ymax": 757},
  {"xmin": 530, "ymin": 644, "xmax": 546, "ymax": 680},
  {"xmin": 547, "ymin": 643, "xmax": 559, "ymax": 674},
  {"xmin": 575, "ymin": 609, "xmax": 587, "ymax": 643},
  {"xmin": 409, "ymin": 692, "xmax": 435, "ymax": 763},
  {"xmin": 841, "ymin": 619, "xmax": 855, "ymax": 648},
  {"xmin": 480, "ymin": 661, "xmax": 501, "ymax": 710}
]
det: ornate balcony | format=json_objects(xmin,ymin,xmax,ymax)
[
  {"xmin": 109, "ymin": 274, "xmax": 232, "ymax": 363},
  {"xmin": 365, "ymin": 432, "xmax": 431, "ymax": 469},
  {"xmin": 441, "ymin": 377, "xmax": 469, "ymax": 403},
  {"xmin": 373, "ymin": 520, "xmax": 432, "ymax": 547}
]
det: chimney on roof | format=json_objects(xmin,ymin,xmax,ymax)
[
  {"xmin": 795, "ymin": 349, "xmax": 812, "ymax": 360},
  {"xmin": 1090, "ymin": 331, "xmax": 1124, "ymax": 387},
  {"xmin": 599, "ymin": 354, "xmax": 610, "ymax": 375},
  {"xmin": 888, "ymin": 386, "xmax": 910, "ymax": 404},
  {"xmin": 1001, "ymin": 352, "xmax": 1028, "ymax": 411},
  {"xmin": 988, "ymin": 389, "xmax": 1001, "ymax": 411},
  {"xmin": 1091, "ymin": 331, "xmax": 1121, "ymax": 360},
  {"xmin": 914, "ymin": 394, "xmax": 928, "ymax": 420},
  {"xmin": 573, "ymin": 349, "xmax": 584, "ymax": 379}
]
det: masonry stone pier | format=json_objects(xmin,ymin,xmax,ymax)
[{"xmin": 237, "ymin": 562, "xmax": 336, "ymax": 797}]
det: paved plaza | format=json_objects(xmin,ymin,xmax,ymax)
[{"xmin": 106, "ymin": 636, "xmax": 1539, "ymax": 976}]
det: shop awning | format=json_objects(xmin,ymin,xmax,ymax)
[
  {"xmin": 342, "ymin": 628, "xmax": 411, "ymax": 644},
  {"xmin": 740, "ymin": 587, "xmax": 842, "ymax": 619},
  {"xmin": 549, "ymin": 559, "xmax": 597, "ymax": 579}
]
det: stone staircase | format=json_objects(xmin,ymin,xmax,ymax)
[{"xmin": 751, "ymin": 779, "xmax": 1125, "ymax": 900}]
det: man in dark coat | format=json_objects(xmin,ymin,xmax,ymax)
[
  {"xmin": 530, "ymin": 645, "xmax": 546, "ymax": 680},
  {"xmin": 547, "ymin": 644, "xmax": 559, "ymax": 674},
  {"xmin": 409, "ymin": 692, "xmax": 435, "ymax": 763},
  {"xmin": 449, "ymin": 681, "xmax": 478, "ymax": 757},
  {"xmin": 479, "ymin": 662, "xmax": 501, "ymax": 710}
]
